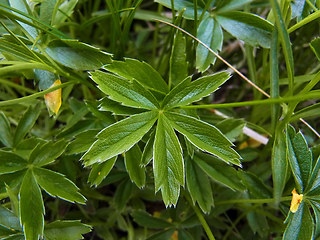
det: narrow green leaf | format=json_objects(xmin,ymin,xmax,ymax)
[
  {"xmin": 46, "ymin": 39, "xmax": 112, "ymax": 70},
  {"xmin": 29, "ymin": 139, "xmax": 68, "ymax": 166},
  {"xmin": 239, "ymin": 171, "xmax": 272, "ymax": 198},
  {"xmin": 52, "ymin": 0, "xmax": 78, "ymax": 27},
  {"xmin": 186, "ymin": 157, "xmax": 213, "ymax": 213},
  {"xmin": 85, "ymin": 100, "xmax": 115, "ymax": 124},
  {"xmin": 19, "ymin": 169, "xmax": 44, "ymax": 240},
  {"xmin": 169, "ymin": 31, "xmax": 188, "ymax": 87},
  {"xmin": 104, "ymin": 58, "xmax": 168, "ymax": 94},
  {"xmin": 66, "ymin": 130, "xmax": 100, "ymax": 155},
  {"xmin": 34, "ymin": 69, "xmax": 57, "ymax": 91},
  {"xmin": 124, "ymin": 144, "xmax": 146, "ymax": 188},
  {"xmin": 162, "ymin": 71, "xmax": 231, "ymax": 109},
  {"xmin": 0, "ymin": 112, "xmax": 12, "ymax": 147},
  {"xmin": 216, "ymin": 119, "xmax": 245, "ymax": 142},
  {"xmin": 291, "ymin": 0, "xmax": 306, "ymax": 19},
  {"xmin": 99, "ymin": 97, "xmax": 145, "ymax": 115},
  {"xmin": 290, "ymin": 102, "xmax": 320, "ymax": 121},
  {"xmin": 154, "ymin": 113, "xmax": 184, "ymax": 207},
  {"xmin": 272, "ymin": 130, "xmax": 288, "ymax": 203},
  {"xmin": 39, "ymin": 0, "xmax": 57, "ymax": 25},
  {"xmin": 310, "ymin": 201, "xmax": 320, "ymax": 238},
  {"xmin": 2, "ymin": 233, "xmax": 24, "ymax": 240},
  {"xmin": 307, "ymin": 155, "xmax": 320, "ymax": 192},
  {"xmin": 0, "ymin": 205, "xmax": 21, "ymax": 231},
  {"xmin": 81, "ymin": 111, "xmax": 158, "ymax": 166},
  {"xmin": 0, "ymin": 151, "xmax": 27, "ymax": 174},
  {"xmin": 165, "ymin": 112, "xmax": 241, "ymax": 166},
  {"xmin": 33, "ymin": 167, "xmax": 86, "ymax": 204},
  {"xmin": 196, "ymin": 17, "xmax": 223, "ymax": 72},
  {"xmin": 90, "ymin": 71, "xmax": 160, "ymax": 110},
  {"xmin": 270, "ymin": 0, "xmax": 294, "ymax": 94},
  {"xmin": 13, "ymin": 103, "xmax": 41, "ymax": 146},
  {"xmin": 44, "ymin": 220, "xmax": 91, "ymax": 240},
  {"xmin": 88, "ymin": 156, "xmax": 117, "ymax": 187},
  {"xmin": 283, "ymin": 202, "xmax": 314, "ymax": 240},
  {"xmin": 215, "ymin": 0, "xmax": 253, "ymax": 13},
  {"xmin": 131, "ymin": 210, "xmax": 173, "ymax": 229},
  {"xmin": 216, "ymin": 11, "xmax": 273, "ymax": 48},
  {"xmin": 155, "ymin": 0, "xmax": 208, "ymax": 20},
  {"xmin": 194, "ymin": 154, "xmax": 245, "ymax": 192},
  {"xmin": 310, "ymin": 37, "xmax": 320, "ymax": 61},
  {"xmin": 114, "ymin": 179, "xmax": 133, "ymax": 211},
  {"xmin": 141, "ymin": 130, "xmax": 155, "ymax": 166},
  {"xmin": 286, "ymin": 125, "xmax": 312, "ymax": 192}
]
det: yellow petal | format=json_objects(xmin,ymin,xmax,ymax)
[
  {"xmin": 290, "ymin": 188, "xmax": 303, "ymax": 213},
  {"xmin": 44, "ymin": 80, "xmax": 62, "ymax": 115}
]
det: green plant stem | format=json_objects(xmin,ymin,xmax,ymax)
[
  {"xmin": 288, "ymin": 9, "xmax": 320, "ymax": 33},
  {"xmin": 185, "ymin": 194, "xmax": 215, "ymax": 240},
  {"xmin": 180, "ymin": 91, "xmax": 320, "ymax": 109},
  {"xmin": 0, "ymin": 81, "xmax": 75, "ymax": 106},
  {"xmin": 215, "ymin": 196, "xmax": 292, "ymax": 205},
  {"xmin": 0, "ymin": 78, "xmax": 36, "ymax": 94},
  {"xmin": 0, "ymin": 63, "xmax": 55, "ymax": 75}
]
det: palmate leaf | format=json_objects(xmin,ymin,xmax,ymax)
[
  {"xmin": 162, "ymin": 71, "xmax": 230, "ymax": 109},
  {"xmin": 90, "ymin": 71, "xmax": 159, "ymax": 110},
  {"xmin": 19, "ymin": 169, "xmax": 44, "ymax": 240},
  {"xmin": 165, "ymin": 112, "xmax": 241, "ymax": 166},
  {"xmin": 154, "ymin": 113, "xmax": 184, "ymax": 207},
  {"xmin": 81, "ymin": 111, "xmax": 158, "ymax": 166}
]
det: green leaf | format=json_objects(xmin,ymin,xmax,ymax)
[
  {"xmin": 215, "ymin": 0, "xmax": 253, "ymax": 13},
  {"xmin": 52, "ymin": 0, "xmax": 78, "ymax": 27},
  {"xmin": 162, "ymin": 71, "xmax": 231, "ymax": 109},
  {"xmin": 154, "ymin": 113, "xmax": 184, "ymax": 207},
  {"xmin": 13, "ymin": 103, "xmax": 41, "ymax": 146},
  {"xmin": 85, "ymin": 100, "xmax": 115, "ymax": 124},
  {"xmin": 66, "ymin": 130, "xmax": 100, "ymax": 155},
  {"xmin": 155, "ymin": 0, "xmax": 208, "ymax": 20},
  {"xmin": 216, "ymin": 11, "xmax": 273, "ymax": 48},
  {"xmin": 29, "ymin": 139, "xmax": 68, "ymax": 166},
  {"xmin": 272, "ymin": 130, "xmax": 288, "ymax": 203},
  {"xmin": 8, "ymin": 0, "xmax": 38, "ymax": 39},
  {"xmin": 0, "ymin": 151, "xmax": 27, "ymax": 174},
  {"xmin": 44, "ymin": 220, "xmax": 91, "ymax": 240},
  {"xmin": 194, "ymin": 153, "xmax": 245, "ymax": 192},
  {"xmin": 33, "ymin": 167, "xmax": 86, "ymax": 204},
  {"xmin": 239, "ymin": 171, "xmax": 272, "ymax": 199},
  {"xmin": 19, "ymin": 169, "xmax": 44, "ymax": 240},
  {"xmin": 34, "ymin": 69, "xmax": 57, "ymax": 91},
  {"xmin": 2, "ymin": 234, "xmax": 24, "ymax": 240},
  {"xmin": 131, "ymin": 210, "xmax": 173, "ymax": 229},
  {"xmin": 290, "ymin": 102, "xmax": 320, "ymax": 121},
  {"xmin": 216, "ymin": 119, "xmax": 245, "ymax": 142},
  {"xmin": 291, "ymin": 0, "xmax": 306, "ymax": 19},
  {"xmin": 196, "ymin": 17, "xmax": 223, "ymax": 72},
  {"xmin": 165, "ymin": 112, "xmax": 241, "ymax": 166},
  {"xmin": 186, "ymin": 157, "xmax": 213, "ymax": 213},
  {"xmin": 286, "ymin": 125, "xmax": 312, "ymax": 192},
  {"xmin": 124, "ymin": 144, "xmax": 145, "ymax": 188},
  {"xmin": 283, "ymin": 202, "xmax": 314, "ymax": 240},
  {"xmin": 90, "ymin": 71, "xmax": 160, "ymax": 110},
  {"xmin": 88, "ymin": 156, "xmax": 117, "ymax": 187},
  {"xmin": 0, "ymin": 205, "xmax": 21, "ymax": 231},
  {"xmin": 104, "ymin": 58, "xmax": 168, "ymax": 94},
  {"xmin": 81, "ymin": 111, "xmax": 158, "ymax": 166},
  {"xmin": 170, "ymin": 31, "xmax": 188, "ymax": 87},
  {"xmin": 141, "ymin": 131, "xmax": 155, "ymax": 166},
  {"xmin": 46, "ymin": 39, "xmax": 112, "ymax": 70},
  {"xmin": 147, "ymin": 229, "xmax": 176, "ymax": 240},
  {"xmin": 0, "ymin": 112, "xmax": 12, "ymax": 147},
  {"xmin": 114, "ymin": 179, "xmax": 133, "ymax": 211},
  {"xmin": 99, "ymin": 97, "xmax": 145, "ymax": 115},
  {"xmin": 39, "ymin": 0, "xmax": 57, "ymax": 25},
  {"xmin": 310, "ymin": 37, "xmax": 320, "ymax": 61},
  {"xmin": 310, "ymin": 201, "xmax": 320, "ymax": 238},
  {"xmin": 307, "ymin": 155, "xmax": 320, "ymax": 192}
]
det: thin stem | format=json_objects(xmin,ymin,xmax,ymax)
[
  {"xmin": 185, "ymin": 194, "xmax": 215, "ymax": 240},
  {"xmin": 288, "ymin": 9, "xmax": 320, "ymax": 33},
  {"xmin": 0, "ymin": 81, "xmax": 75, "ymax": 106},
  {"xmin": 0, "ymin": 78, "xmax": 36, "ymax": 94},
  {"xmin": 215, "ymin": 196, "xmax": 292, "ymax": 205}
]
